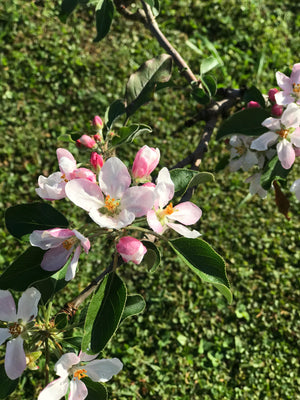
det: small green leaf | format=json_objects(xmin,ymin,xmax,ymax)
[
  {"xmin": 0, "ymin": 364, "xmax": 18, "ymax": 398},
  {"xmin": 93, "ymin": 0, "xmax": 114, "ymax": 42},
  {"xmin": 260, "ymin": 155, "xmax": 292, "ymax": 190},
  {"xmin": 191, "ymin": 87, "xmax": 210, "ymax": 105},
  {"xmin": 142, "ymin": 240, "xmax": 161, "ymax": 272},
  {"xmin": 200, "ymin": 56, "xmax": 220, "ymax": 75},
  {"xmin": 104, "ymin": 100, "xmax": 126, "ymax": 130},
  {"xmin": 216, "ymin": 108, "xmax": 270, "ymax": 140},
  {"xmin": 57, "ymin": 132, "xmax": 82, "ymax": 143},
  {"xmin": 201, "ymin": 74, "xmax": 217, "ymax": 97},
  {"xmin": 83, "ymin": 378, "xmax": 108, "ymax": 400},
  {"xmin": 111, "ymin": 124, "xmax": 151, "ymax": 147},
  {"xmin": 125, "ymin": 54, "xmax": 172, "ymax": 116},
  {"xmin": 5, "ymin": 203, "xmax": 69, "ymax": 240},
  {"xmin": 82, "ymin": 273, "xmax": 127, "ymax": 354},
  {"xmin": 243, "ymin": 86, "xmax": 265, "ymax": 108},
  {"xmin": 121, "ymin": 294, "xmax": 146, "ymax": 321},
  {"xmin": 168, "ymin": 238, "xmax": 232, "ymax": 303},
  {"xmin": 170, "ymin": 169, "xmax": 214, "ymax": 198},
  {"xmin": 55, "ymin": 313, "xmax": 68, "ymax": 329},
  {"xmin": 59, "ymin": 0, "xmax": 79, "ymax": 23}
]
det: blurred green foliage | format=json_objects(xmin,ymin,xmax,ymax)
[{"xmin": 0, "ymin": 0, "xmax": 299, "ymax": 398}]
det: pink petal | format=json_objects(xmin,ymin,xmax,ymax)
[
  {"xmin": 281, "ymin": 103, "xmax": 300, "ymax": 128},
  {"xmin": 55, "ymin": 353, "xmax": 80, "ymax": 378},
  {"xmin": 132, "ymin": 146, "xmax": 160, "ymax": 179},
  {"xmin": 275, "ymin": 71, "xmax": 292, "ymax": 92},
  {"xmin": 38, "ymin": 377, "xmax": 69, "ymax": 400},
  {"xmin": 69, "ymin": 378, "xmax": 88, "ymax": 400},
  {"xmin": 85, "ymin": 358, "xmax": 123, "ymax": 382},
  {"xmin": 57, "ymin": 148, "xmax": 76, "ymax": 176},
  {"xmin": 72, "ymin": 168, "xmax": 96, "ymax": 183},
  {"xmin": 65, "ymin": 179, "xmax": 104, "ymax": 212},
  {"xmin": 155, "ymin": 168, "xmax": 175, "ymax": 208},
  {"xmin": 116, "ymin": 237, "xmax": 147, "ymax": 264},
  {"xmin": 0, "ymin": 290, "xmax": 16, "ymax": 322},
  {"xmin": 41, "ymin": 245, "xmax": 73, "ymax": 271},
  {"xmin": 275, "ymin": 91, "xmax": 294, "ymax": 106},
  {"xmin": 122, "ymin": 186, "xmax": 154, "ymax": 217},
  {"xmin": 147, "ymin": 210, "xmax": 164, "ymax": 234},
  {"xmin": 65, "ymin": 246, "xmax": 81, "ymax": 281},
  {"xmin": 36, "ymin": 172, "xmax": 66, "ymax": 200},
  {"xmin": 73, "ymin": 230, "xmax": 90, "ymax": 253},
  {"xmin": 168, "ymin": 202, "xmax": 202, "ymax": 225},
  {"xmin": 30, "ymin": 229, "xmax": 73, "ymax": 250},
  {"xmin": 99, "ymin": 157, "xmax": 131, "ymax": 199},
  {"xmin": 166, "ymin": 222, "xmax": 201, "ymax": 238},
  {"xmin": 277, "ymin": 139, "xmax": 295, "ymax": 169},
  {"xmin": 291, "ymin": 127, "xmax": 300, "ymax": 148},
  {"xmin": 5, "ymin": 336, "xmax": 26, "ymax": 380},
  {"xmin": 17, "ymin": 287, "xmax": 41, "ymax": 322},
  {"xmin": 290, "ymin": 63, "xmax": 300, "ymax": 84}
]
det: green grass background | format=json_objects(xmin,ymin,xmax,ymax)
[{"xmin": 0, "ymin": 0, "xmax": 299, "ymax": 399}]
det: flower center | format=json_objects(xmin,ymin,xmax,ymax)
[
  {"xmin": 73, "ymin": 368, "xmax": 88, "ymax": 381},
  {"xmin": 9, "ymin": 322, "xmax": 23, "ymax": 337},
  {"xmin": 276, "ymin": 128, "xmax": 289, "ymax": 139},
  {"xmin": 104, "ymin": 195, "xmax": 120, "ymax": 213},
  {"xmin": 293, "ymin": 83, "xmax": 300, "ymax": 98},
  {"xmin": 62, "ymin": 236, "xmax": 77, "ymax": 250},
  {"xmin": 61, "ymin": 174, "xmax": 69, "ymax": 183},
  {"xmin": 235, "ymin": 145, "xmax": 245, "ymax": 156},
  {"xmin": 157, "ymin": 203, "xmax": 177, "ymax": 225}
]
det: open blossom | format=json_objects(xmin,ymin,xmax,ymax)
[
  {"xmin": 147, "ymin": 168, "xmax": 202, "ymax": 238},
  {"xmin": 250, "ymin": 103, "xmax": 300, "ymax": 169},
  {"xmin": 229, "ymin": 135, "xmax": 263, "ymax": 172},
  {"xmin": 275, "ymin": 63, "xmax": 300, "ymax": 105},
  {"xmin": 132, "ymin": 145, "xmax": 160, "ymax": 182},
  {"xmin": 65, "ymin": 157, "xmax": 154, "ymax": 229},
  {"xmin": 245, "ymin": 173, "xmax": 268, "ymax": 199},
  {"xmin": 36, "ymin": 148, "xmax": 96, "ymax": 200},
  {"xmin": 290, "ymin": 178, "xmax": 300, "ymax": 201},
  {"xmin": 38, "ymin": 352, "xmax": 122, "ymax": 400},
  {"xmin": 29, "ymin": 228, "xmax": 90, "ymax": 281},
  {"xmin": 116, "ymin": 237, "xmax": 147, "ymax": 264},
  {"xmin": 0, "ymin": 287, "xmax": 41, "ymax": 380}
]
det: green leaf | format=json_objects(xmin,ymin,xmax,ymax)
[
  {"xmin": 111, "ymin": 124, "xmax": 152, "ymax": 147},
  {"xmin": 62, "ymin": 336, "xmax": 82, "ymax": 351},
  {"xmin": 168, "ymin": 238, "xmax": 232, "ymax": 303},
  {"xmin": 125, "ymin": 54, "xmax": 172, "ymax": 116},
  {"xmin": 0, "ymin": 365, "xmax": 18, "ymax": 398},
  {"xmin": 104, "ymin": 100, "xmax": 126, "ymax": 130},
  {"xmin": 82, "ymin": 273, "xmax": 127, "ymax": 354},
  {"xmin": 57, "ymin": 132, "xmax": 82, "ymax": 143},
  {"xmin": 260, "ymin": 155, "xmax": 292, "ymax": 190},
  {"xmin": 0, "ymin": 247, "xmax": 53, "ymax": 291},
  {"xmin": 142, "ymin": 240, "xmax": 161, "ymax": 272},
  {"xmin": 59, "ymin": 0, "xmax": 79, "ymax": 23},
  {"xmin": 121, "ymin": 294, "xmax": 146, "ymax": 321},
  {"xmin": 243, "ymin": 86, "xmax": 266, "ymax": 108},
  {"xmin": 200, "ymin": 56, "xmax": 220, "ymax": 75},
  {"xmin": 216, "ymin": 108, "xmax": 270, "ymax": 140},
  {"xmin": 170, "ymin": 169, "xmax": 214, "ymax": 197},
  {"xmin": 5, "ymin": 203, "xmax": 69, "ymax": 240},
  {"xmin": 143, "ymin": 0, "xmax": 160, "ymax": 16},
  {"xmin": 55, "ymin": 313, "xmax": 69, "ymax": 329},
  {"xmin": 93, "ymin": 0, "xmax": 114, "ymax": 42},
  {"xmin": 201, "ymin": 74, "xmax": 217, "ymax": 97},
  {"xmin": 82, "ymin": 378, "xmax": 108, "ymax": 400},
  {"xmin": 191, "ymin": 87, "xmax": 210, "ymax": 105}
]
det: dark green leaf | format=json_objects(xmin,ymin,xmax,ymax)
[
  {"xmin": 170, "ymin": 169, "xmax": 214, "ymax": 198},
  {"xmin": 104, "ymin": 100, "xmax": 126, "ymax": 130},
  {"xmin": 59, "ymin": 0, "xmax": 79, "ymax": 23},
  {"xmin": 121, "ymin": 294, "xmax": 146, "ymax": 321},
  {"xmin": 62, "ymin": 336, "xmax": 82, "ymax": 350},
  {"xmin": 125, "ymin": 54, "xmax": 172, "ymax": 116},
  {"xmin": 191, "ymin": 87, "xmax": 210, "ymax": 105},
  {"xmin": 214, "ymin": 154, "xmax": 230, "ymax": 172},
  {"xmin": 55, "ymin": 313, "xmax": 68, "ymax": 329},
  {"xmin": 0, "ymin": 247, "xmax": 53, "ymax": 291},
  {"xmin": 82, "ymin": 273, "xmax": 127, "ymax": 354},
  {"xmin": 93, "ymin": 0, "xmax": 114, "ymax": 43},
  {"xmin": 200, "ymin": 56, "xmax": 220, "ymax": 75},
  {"xmin": 142, "ymin": 240, "xmax": 161, "ymax": 272},
  {"xmin": 201, "ymin": 74, "xmax": 217, "ymax": 97},
  {"xmin": 5, "ymin": 203, "xmax": 69, "ymax": 240},
  {"xmin": 243, "ymin": 86, "xmax": 265, "ymax": 108},
  {"xmin": 0, "ymin": 364, "xmax": 18, "ymax": 398},
  {"xmin": 169, "ymin": 238, "xmax": 232, "ymax": 303},
  {"xmin": 260, "ymin": 155, "xmax": 292, "ymax": 190},
  {"xmin": 82, "ymin": 378, "xmax": 108, "ymax": 400},
  {"xmin": 111, "ymin": 124, "xmax": 151, "ymax": 147},
  {"xmin": 216, "ymin": 108, "xmax": 270, "ymax": 140}
]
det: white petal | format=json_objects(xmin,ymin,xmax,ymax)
[
  {"xmin": 242, "ymin": 150, "xmax": 259, "ymax": 171},
  {"xmin": 73, "ymin": 230, "xmax": 90, "ymax": 253},
  {"xmin": 55, "ymin": 353, "xmax": 80, "ymax": 378},
  {"xmin": 65, "ymin": 246, "xmax": 81, "ymax": 281},
  {"xmin": 275, "ymin": 91, "xmax": 294, "ymax": 106},
  {"xmin": 277, "ymin": 139, "xmax": 295, "ymax": 169},
  {"xmin": 89, "ymin": 208, "xmax": 135, "ymax": 230},
  {"xmin": 85, "ymin": 358, "xmax": 123, "ymax": 382},
  {"xmin": 36, "ymin": 172, "xmax": 66, "ymax": 200},
  {"xmin": 166, "ymin": 222, "xmax": 201, "ymax": 238},
  {"xmin": 291, "ymin": 127, "xmax": 300, "ymax": 148},
  {"xmin": 122, "ymin": 186, "xmax": 154, "ymax": 217},
  {"xmin": 5, "ymin": 337, "xmax": 26, "ymax": 379},
  {"xmin": 41, "ymin": 245, "xmax": 73, "ymax": 272},
  {"xmin": 0, "ymin": 290, "xmax": 17, "ymax": 322},
  {"xmin": 30, "ymin": 229, "xmax": 73, "ymax": 250},
  {"xmin": 17, "ymin": 287, "xmax": 41, "ymax": 322},
  {"xmin": 250, "ymin": 131, "xmax": 278, "ymax": 151},
  {"xmin": 69, "ymin": 378, "xmax": 88, "ymax": 400},
  {"xmin": 290, "ymin": 179, "xmax": 300, "ymax": 201},
  {"xmin": 147, "ymin": 210, "xmax": 164, "ymax": 234},
  {"xmin": 168, "ymin": 202, "xmax": 202, "ymax": 225},
  {"xmin": 261, "ymin": 117, "xmax": 281, "ymax": 131},
  {"xmin": 79, "ymin": 352, "xmax": 99, "ymax": 362},
  {"xmin": 281, "ymin": 103, "xmax": 300, "ymax": 128},
  {"xmin": 57, "ymin": 148, "xmax": 76, "ymax": 176},
  {"xmin": 275, "ymin": 71, "xmax": 292, "ymax": 92},
  {"xmin": 99, "ymin": 157, "xmax": 131, "ymax": 199},
  {"xmin": 0, "ymin": 328, "xmax": 12, "ymax": 345},
  {"xmin": 65, "ymin": 179, "xmax": 104, "ymax": 212},
  {"xmin": 155, "ymin": 168, "xmax": 175, "ymax": 207},
  {"xmin": 38, "ymin": 377, "xmax": 69, "ymax": 400}
]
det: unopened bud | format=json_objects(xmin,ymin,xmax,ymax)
[
  {"xmin": 92, "ymin": 115, "xmax": 103, "ymax": 130},
  {"xmin": 271, "ymin": 104, "xmax": 283, "ymax": 117},
  {"xmin": 268, "ymin": 88, "xmax": 279, "ymax": 103},
  {"xmin": 90, "ymin": 152, "xmax": 104, "ymax": 170},
  {"xmin": 247, "ymin": 101, "xmax": 260, "ymax": 108},
  {"xmin": 76, "ymin": 134, "xmax": 96, "ymax": 149},
  {"xmin": 116, "ymin": 236, "xmax": 147, "ymax": 265},
  {"xmin": 94, "ymin": 133, "xmax": 102, "ymax": 142}
]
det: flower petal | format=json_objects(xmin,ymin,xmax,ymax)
[
  {"xmin": 291, "ymin": 127, "xmax": 300, "ymax": 148},
  {"xmin": 250, "ymin": 131, "xmax": 278, "ymax": 151},
  {"xmin": 89, "ymin": 208, "xmax": 135, "ymax": 230},
  {"xmin": 122, "ymin": 186, "xmax": 154, "ymax": 217},
  {"xmin": 281, "ymin": 103, "xmax": 300, "ymax": 128},
  {"xmin": 69, "ymin": 378, "xmax": 88, "ymax": 400},
  {"xmin": 36, "ymin": 172, "xmax": 66, "ymax": 201},
  {"xmin": 38, "ymin": 377, "xmax": 69, "ymax": 400},
  {"xmin": 65, "ymin": 246, "xmax": 81, "ymax": 281},
  {"xmin": 261, "ymin": 117, "xmax": 281, "ymax": 131},
  {"xmin": 57, "ymin": 148, "xmax": 76, "ymax": 177},
  {"xmin": 65, "ymin": 179, "xmax": 104, "ymax": 212},
  {"xmin": 85, "ymin": 358, "xmax": 123, "ymax": 382},
  {"xmin": 168, "ymin": 202, "xmax": 202, "ymax": 225},
  {"xmin": 55, "ymin": 353, "xmax": 80, "ymax": 378},
  {"xmin": 290, "ymin": 178, "xmax": 300, "ymax": 201},
  {"xmin": 73, "ymin": 230, "xmax": 90, "ymax": 253},
  {"xmin": 30, "ymin": 229, "xmax": 74, "ymax": 250},
  {"xmin": 275, "ymin": 91, "xmax": 294, "ymax": 106},
  {"xmin": 155, "ymin": 168, "xmax": 174, "ymax": 208},
  {"xmin": 0, "ymin": 290, "xmax": 17, "ymax": 322},
  {"xmin": 79, "ymin": 352, "xmax": 99, "ymax": 362},
  {"xmin": 275, "ymin": 71, "xmax": 293, "ymax": 92},
  {"xmin": 99, "ymin": 157, "xmax": 131, "ymax": 199},
  {"xmin": 277, "ymin": 139, "xmax": 295, "ymax": 169},
  {"xmin": 0, "ymin": 328, "xmax": 12, "ymax": 346},
  {"xmin": 166, "ymin": 222, "xmax": 201, "ymax": 238},
  {"xmin": 17, "ymin": 287, "xmax": 41, "ymax": 322},
  {"xmin": 41, "ymin": 245, "xmax": 73, "ymax": 272},
  {"xmin": 5, "ymin": 336, "xmax": 26, "ymax": 380},
  {"xmin": 147, "ymin": 210, "xmax": 164, "ymax": 234}
]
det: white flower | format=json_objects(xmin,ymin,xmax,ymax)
[
  {"xmin": 245, "ymin": 173, "xmax": 268, "ymax": 199},
  {"xmin": 38, "ymin": 352, "xmax": 123, "ymax": 400},
  {"xmin": 275, "ymin": 63, "xmax": 300, "ymax": 105},
  {"xmin": 229, "ymin": 135, "xmax": 263, "ymax": 172},
  {"xmin": 0, "ymin": 287, "xmax": 41, "ymax": 380}
]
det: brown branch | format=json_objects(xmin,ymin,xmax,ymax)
[{"xmin": 114, "ymin": 0, "xmax": 145, "ymax": 22}]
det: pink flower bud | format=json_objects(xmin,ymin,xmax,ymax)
[
  {"xmin": 247, "ymin": 101, "xmax": 261, "ymax": 108},
  {"xmin": 92, "ymin": 115, "xmax": 103, "ymax": 130},
  {"xmin": 90, "ymin": 152, "xmax": 104, "ymax": 170},
  {"xmin": 94, "ymin": 133, "xmax": 102, "ymax": 142},
  {"xmin": 271, "ymin": 104, "xmax": 283, "ymax": 117},
  {"xmin": 116, "ymin": 236, "xmax": 147, "ymax": 265},
  {"xmin": 132, "ymin": 145, "xmax": 160, "ymax": 180},
  {"xmin": 268, "ymin": 88, "xmax": 279, "ymax": 103},
  {"xmin": 76, "ymin": 135, "xmax": 96, "ymax": 149},
  {"xmin": 143, "ymin": 182, "xmax": 156, "ymax": 188}
]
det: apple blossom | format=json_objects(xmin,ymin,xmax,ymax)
[
  {"xmin": 0, "ymin": 287, "xmax": 41, "ymax": 380},
  {"xmin": 147, "ymin": 168, "xmax": 202, "ymax": 238},
  {"xmin": 65, "ymin": 157, "xmax": 154, "ymax": 229},
  {"xmin": 245, "ymin": 173, "xmax": 268, "ymax": 198},
  {"xmin": 116, "ymin": 237, "xmax": 147, "ymax": 264},
  {"xmin": 76, "ymin": 134, "xmax": 97, "ymax": 149},
  {"xmin": 38, "ymin": 351, "xmax": 122, "ymax": 400},
  {"xmin": 132, "ymin": 145, "xmax": 160, "ymax": 182},
  {"xmin": 275, "ymin": 63, "xmax": 300, "ymax": 105},
  {"xmin": 29, "ymin": 228, "xmax": 90, "ymax": 281},
  {"xmin": 229, "ymin": 135, "xmax": 263, "ymax": 172},
  {"xmin": 36, "ymin": 148, "xmax": 96, "ymax": 200},
  {"xmin": 290, "ymin": 178, "xmax": 300, "ymax": 201},
  {"xmin": 250, "ymin": 103, "xmax": 300, "ymax": 169}
]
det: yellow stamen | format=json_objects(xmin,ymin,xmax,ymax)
[
  {"xmin": 104, "ymin": 195, "xmax": 120, "ymax": 212},
  {"xmin": 73, "ymin": 368, "xmax": 88, "ymax": 380},
  {"xmin": 61, "ymin": 174, "xmax": 68, "ymax": 183},
  {"xmin": 9, "ymin": 322, "xmax": 23, "ymax": 337},
  {"xmin": 276, "ymin": 129, "xmax": 289, "ymax": 139},
  {"xmin": 293, "ymin": 83, "xmax": 300, "ymax": 96},
  {"xmin": 163, "ymin": 203, "xmax": 176, "ymax": 216},
  {"xmin": 62, "ymin": 236, "xmax": 77, "ymax": 251}
]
